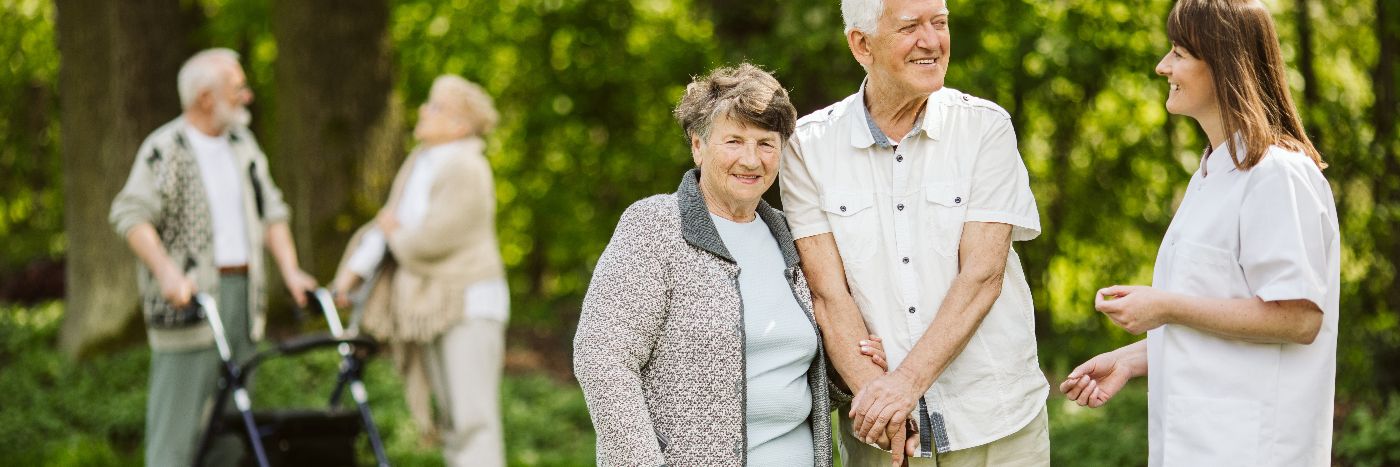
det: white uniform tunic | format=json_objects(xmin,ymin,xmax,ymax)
[{"xmin": 1146, "ymin": 141, "xmax": 1340, "ymax": 467}]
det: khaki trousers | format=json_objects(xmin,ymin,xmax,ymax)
[
  {"xmin": 421, "ymin": 317, "xmax": 506, "ymax": 467},
  {"xmin": 838, "ymin": 405, "xmax": 1050, "ymax": 467}
]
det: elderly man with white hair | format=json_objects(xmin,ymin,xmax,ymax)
[
  {"xmin": 331, "ymin": 74, "xmax": 508, "ymax": 467},
  {"xmin": 110, "ymin": 48, "xmax": 317, "ymax": 466},
  {"xmin": 779, "ymin": 0, "xmax": 1050, "ymax": 465}
]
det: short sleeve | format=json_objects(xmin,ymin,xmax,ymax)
[
  {"xmin": 966, "ymin": 116, "xmax": 1040, "ymax": 241},
  {"xmin": 1238, "ymin": 159, "xmax": 1331, "ymax": 309},
  {"xmin": 780, "ymin": 134, "xmax": 831, "ymax": 240}
]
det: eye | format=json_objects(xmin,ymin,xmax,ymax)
[
  {"xmin": 900, "ymin": 24, "xmax": 916, "ymax": 33},
  {"xmin": 934, "ymin": 18, "xmax": 948, "ymax": 29}
]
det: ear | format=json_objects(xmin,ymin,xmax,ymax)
[
  {"xmin": 847, "ymin": 29, "xmax": 874, "ymax": 69},
  {"xmin": 690, "ymin": 134, "xmax": 704, "ymax": 166},
  {"xmin": 195, "ymin": 89, "xmax": 217, "ymax": 113}
]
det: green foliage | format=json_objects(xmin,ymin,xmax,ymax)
[
  {"xmin": 0, "ymin": 0, "xmax": 62, "ymax": 268},
  {"xmin": 1335, "ymin": 395, "xmax": 1400, "ymax": 467}
]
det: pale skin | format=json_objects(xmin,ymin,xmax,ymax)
[
  {"xmin": 330, "ymin": 80, "xmax": 478, "ymax": 307},
  {"xmin": 1058, "ymin": 43, "xmax": 1325, "ymax": 408},
  {"xmin": 820, "ymin": 0, "xmax": 1001, "ymax": 465},
  {"xmin": 127, "ymin": 58, "xmax": 316, "ymax": 309}
]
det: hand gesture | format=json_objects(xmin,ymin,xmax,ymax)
[
  {"xmin": 1096, "ymin": 285, "xmax": 1172, "ymax": 334},
  {"xmin": 1059, "ymin": 349, "xmax": 1135, "ymax": 408}
]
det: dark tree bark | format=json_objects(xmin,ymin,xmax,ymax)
[
  {"xmin": 55, "ymin": 0, "xmax": 202, "ymax": 356},
  {"xmin": 269, "ymin": 0, "xmax": 400, "ymax": 282}
]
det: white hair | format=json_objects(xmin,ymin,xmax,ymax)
[
  {"xmin": 177, "ymin": 48, "xmax": 240, "ymax": 109},
  {"xmin": 841, "ymin": 0, "xmax": 949, "ymax": 35}
]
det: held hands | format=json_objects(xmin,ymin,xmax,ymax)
[
  {"xmin": 855, "ymin": 335, "xmax": 921, "ymax": 465},
  {"xmin": 1096, "ymin": 285, "xmax": 1173, "ymax": 334},
  {"xmin": 850, "ymin": 370, "xmax": 922, "ymax": 466}
]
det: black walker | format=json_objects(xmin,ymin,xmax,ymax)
[{"xmin": 190, "ymin": 289, "xmax": 390, "ymax": 466}]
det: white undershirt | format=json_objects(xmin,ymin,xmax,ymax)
[{"xmin": 184, "ymin": 126, "xmax": 249, "ymax": 267}]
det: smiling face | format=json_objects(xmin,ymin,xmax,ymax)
[
  {"xmin": 853, "ymin": 0, "xmax": 950, "ymax": 98},
  {"xmin": 692, "ymin": 114, "xmax": 782, "ymax": 215},
  {"xmin": 414, "ymin": 81, "xmax": 472, "ymax": 145},
  {"xmin": 1155, "ymin": 44, "xmax": 1219, "ymax": 123}
]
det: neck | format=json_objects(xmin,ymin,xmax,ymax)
[
  {"xmin": 864, "ymin": 79, "xmax": 929, "ymax": 141},
  {"xmin": 184, "ymin": 111, "xmax": 226, "ymax": 137},
  {"xmin": 699, "ymin": 184, "xmax": 757, "ymax": 223},
  {"xmin": 1196, "ymin": 109, "xmax": 1227, "ymax": 150}
]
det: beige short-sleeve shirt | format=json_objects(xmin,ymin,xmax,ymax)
[{"xmin": 780, "ymin": 84, "xmax": 1046, "ymax": 453}]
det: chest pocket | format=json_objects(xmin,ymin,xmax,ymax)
[
  {"xmin": 1168, "ymin": 240, "xmax": 1248, "ymax": 299},
  {"xmin": 923, "ymin": 181, "xmax": 969, "ymax": 257},
  {"xmin": 821, "ymin": 191, "xmax": 878, "ymax": 265}
]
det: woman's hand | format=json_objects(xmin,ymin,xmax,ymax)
[
  {"xmin": 1058, "ymin": 342, "xmax": 1146, "ymax": 408},
  {"xmin": 330, "ymin": 272, "xmax": 363, "ymax": 308},
  {"xmin": 1096, "ymin": 285, "xmax": 1175, "ymax": 334},
  {"xmin": 859, "ymin": 335, "xmax": 888, "ymax": 371}
]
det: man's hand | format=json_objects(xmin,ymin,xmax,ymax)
[
  {"xmin": 1096, "ymin": 285, "xmax": 1174, "ymax": 334},
  {"xmin": 849, "ymin": 369, "xmax": 921, "ymax": 450},
  {"xmin": 283, "ymin": 269, "xmax": 318, "ymax": 307},
  {"xmin": 157, "ymin": 267, "xmax": 197, "ymax": 308}
]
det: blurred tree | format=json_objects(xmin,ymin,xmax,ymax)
[
  {"xmin": 53, "ymin": 0, "xmax": 204, "ymax": 356},
  {"xmin": 270, "ymin": 0, "xmax": 401, "ymax": 281}
]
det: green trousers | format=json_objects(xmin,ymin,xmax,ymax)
[{"xmin": 144, "ymin": 274, "xmax": 254, "ymax": 467}]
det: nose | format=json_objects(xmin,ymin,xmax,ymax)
[
  {"xmin": 915, "ymin": 24, "xmax": 938, "ymax": 51},
  {"xmin": 1155, "ymin": 53, "xmax": 1171, "ymax": 77},
  {"xmin": 738, "ymin": 143, "xmax": 763, "ymax": 168}
]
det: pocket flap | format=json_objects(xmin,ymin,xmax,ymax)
[
  {"xmin": 822, "ymin": 191, "xmax": 875, "ymax": 217},
  {"xmin": 925, "ymin": 182, "xmax": 969, "ymax": 207}
]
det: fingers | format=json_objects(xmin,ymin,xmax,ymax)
[
  {"xmin": 888, "ymin": 422, "xmax": 907, "ymax": 467},
  {"xmin": 1075, "ymin": 379, "xmax": 1099, "ymax": 406},
  {"xmin": 860, "ymin": 341, "xmax": 888, "ymax": 371},
  {"xmin": 905, "ymin": 425, "xmax": 920, "ymax": 456},
  {"xmin": 1061, "ymin": 375, "xmax": 1089, "ymax": 400}
]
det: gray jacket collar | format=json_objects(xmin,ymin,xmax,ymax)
[{"xmin": 676, "ymin": 168, "xmax": 800, "ymax": 268}]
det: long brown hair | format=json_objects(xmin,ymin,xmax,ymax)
[{"xmin": 1167, "ymin": 0, "xmax": 1325, "ymax": 171}]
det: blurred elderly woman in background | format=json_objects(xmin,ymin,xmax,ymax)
[
  {"xmin": 574, "ymin": 63, "xmax": 886, "ymax": 466},
  {"xmin": 332, "ymin": 75, "xmax": 508, "ymax": 467}
]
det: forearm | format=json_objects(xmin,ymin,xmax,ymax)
[
  {"xmin": 264, "ymin": 222, "xmax": 302, "ymax": 275},
  {"xmin": 814, "ymin": 294, "xmax": 884, "ymax": 394},
  {"xmin": 897, "ymin": 272, "xmax": 1003, "ymax": 390},
  {"xmin": 1114, "ymin": 340, "xmax": 1149, "ymax": 378},
  {"xmin": 1165, "ymin": 293, "xmax": 1322, "ymax": 345},
  {"xmin": 125, "ymin": 223, "xmax": 181, "ymax": 280}
]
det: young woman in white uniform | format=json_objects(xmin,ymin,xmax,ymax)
[{"xmin": 1058, "ymin": 1, "xmax": 1340, "ymax": 466}]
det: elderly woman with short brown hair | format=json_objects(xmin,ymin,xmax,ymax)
[{"xmin": 574, "ymin": 64, "xmax": 888, "ymax": 466}]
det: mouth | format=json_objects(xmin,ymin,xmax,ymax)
[
  {"xmin": 1169, "ymin": 82, "xmax": 1181, "ymax": 92},
  {"xmin": 911, "ymin": 57, "xmax": 941, "ymax": 67},
  {"xmin": 732, "ymin": 174, "xmax": 762, "ymax": 184}
]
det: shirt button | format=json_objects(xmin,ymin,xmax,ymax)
[
  {"xmin": 908, "ymin": 306, "xmax": 916, "ymax": 314},
  {"xmin": 953, "ymin": 196, "xmax": 962, "ymax": 204},
  {"xmin": 902, "ymin": 257, "xmax": 910, "ymax": 264},
  {"xmin": 897, "ymin": 203, "xmax": 905, "ymax": 211},
  {"xmin": 840, "ymin": 205, "xmax": 847, "ymax": 212},
  {"xmin": 896, "ymin": 155, "xmax": 904, "ymax": 162}
]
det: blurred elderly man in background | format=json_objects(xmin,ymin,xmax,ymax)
[
  {"xmin": 332, "ymin": 74, "xmax": 508, "ymax": 467},
  {"xmin": 779, "ymin": 0, "xmax": 1050, "ymax": 465},
  {"xmin": 110, "ymin": 48, "xmax": 317, "ymax": 466}
]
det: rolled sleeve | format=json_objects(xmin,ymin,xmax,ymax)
[
  {"xmin": 1238, "ymin": 162, "xmax": 1330, "ymax": 309},
  {"xmin": 965, "ymin": 117, "xmax": 1040, "ymax": 242},
  {"xmin": 780, "ymin": 136, "xmax": 831, "ymax": 240}
]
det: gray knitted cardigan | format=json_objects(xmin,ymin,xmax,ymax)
[{"xmin": 574, "ymin": 168, "xmax": 833, "ymax": 466}]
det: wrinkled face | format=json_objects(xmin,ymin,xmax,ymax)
[
  {"xmin": 211, "ymin": 62, "xmax": 253, "ymax": 128},
  {"xmin": 858, "ymin": 0, "xmax": 950, "ymax": 98},
  {"xmin": 414, "ymin": 84, "xmax": 471, "ymax": 144},
  {"xmin": 691, "ymin": 115, "xmax": 782, "ymax": 212},
  {"xmin": 1155, "ymin": 43, "xmax": 1218, "ymax": 121}
]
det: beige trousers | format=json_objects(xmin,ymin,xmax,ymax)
[
  {"xmin": 838, "ymin": 406, "xmax": 1050, "ymax": 467},
  {"xmin": 420, "ymin": 317, "xmax": 506, "ymax": 467}
]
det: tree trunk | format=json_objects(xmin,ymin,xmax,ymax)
[
  {"xmin": 55, "ymin": 0, "xmax": 202, "ymax": 357},
  {"xmin": 270, "ymin": 0, "xmax": 399, "ymax": 284}
]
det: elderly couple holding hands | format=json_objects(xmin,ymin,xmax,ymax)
[{"xmin": 573, "ymin": 0, "xmax": 1341, "ymax": 466}]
